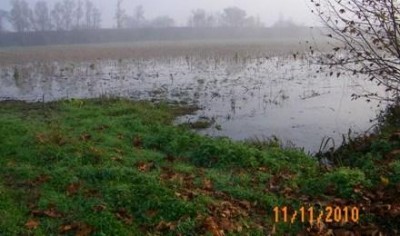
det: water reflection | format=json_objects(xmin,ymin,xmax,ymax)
[{"xmin": 0, "ymin": 56, "xmax": 386, "ymax": 152}]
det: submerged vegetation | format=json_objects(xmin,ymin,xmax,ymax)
[{"xmin": 0, "ymin": 98, "xmax": 399, "ymax": 235}]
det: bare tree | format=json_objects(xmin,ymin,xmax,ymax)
[
  {"xmin": 244, "ymin": 16, "xmax": 264, "ymax": 28},
  {"xmin": 74, "ymin": 0, "xmax": 83, "ymax": 29},
  {"xmin": 51, "ymin": 2, "xmax": 64, "ymax": 31},
  {"xmin": 149, "ymin": 16, "xmax": 175, "ymax": 28},
  {"xmin": 115, "ymin": 0, "xmax": 126, "ymax": 29},
  {"xmin": 32, "ymin": 1, "xmax": 52, "ymax": 31},
  {"xmin": 0, "ymin": 10, "xmax": 8, "ymax": 32},
  {"xmin": 61, "ymin": 0, "xmax": 75, "ymax": 31},
  {"xmin": 311, "ymin": 0, "xmax": 400, "ymax": 102},
  {"xmin": 84, "ymin": 0, "xmax": 93, "ymax": 29},
  {"xmin": 90, "ymin": 6, "xmax": 101, "ymax": 29},
  {"xmin": 134, "ymin": 5, "xmax": 145, "ymax": 24},
  {"xmin": 188, "ymin": 9, "xmax": 208, "ymax": 27},
  {"xmin": 9, "ymin": 0, "xmax": 32, "ymax": 32},
  {"xmin": 272, "ymin": 14, "xmax": 297, "ymax": 28},
  {"xmin": 126, "ymin": 5, "xmax": 146, "ymax": 28},
  {"xmin": 221, "ymin": 7, "xmax": 247, "ymax": 28},
  {"xmin": 81, "ymin": 0, "xmax": 101, "ymax": 29}
]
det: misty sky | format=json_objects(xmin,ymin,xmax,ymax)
[{"xmin": 0, "ymin": 0, "xmax": 317, "ymax": 28}]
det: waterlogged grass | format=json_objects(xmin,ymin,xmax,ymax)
[{"xmin": 0, "ymin": 99, "xmax": 398, "ymax": 235}]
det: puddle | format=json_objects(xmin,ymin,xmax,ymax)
[{"xmin": 0, "ymin": 55, "xmax": 387, "ymax": 153}]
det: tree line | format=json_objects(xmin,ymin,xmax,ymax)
[
  {"xmin": 0, "ymin": 0, "xmax": 267, "ymax": 33},
  {"xmin": 2, "ymin": 0, "xmax": 101, "ymax": 32}
]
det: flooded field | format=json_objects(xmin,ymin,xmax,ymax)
[{"xmin": 0, "ymin": 41, "xmax": 386, "ymax": 152}]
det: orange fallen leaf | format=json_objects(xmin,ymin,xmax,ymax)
[
  {"xmin": 25, "ymin": 219, "xmax": 40, "ymax": 230},
  {"xmin": 204, "ymin": 217, "xmax": 224, "ymax": 236},
  {"xmin": 137, "ymin": 161, "xmax": 154, "ymax": 172},
  {"xmin": 66, "ymin": 182, "xmax": 81, "ymax": 196},
  {"xmin": 203, "ymin": 179, "xmax": 213, "ymax": 191}
]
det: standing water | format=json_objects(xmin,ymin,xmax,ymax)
[{"xmin": 0, "ymin": 48, "xmax": 386, "ymax": 153}]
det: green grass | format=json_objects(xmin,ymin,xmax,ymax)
[{"xmin": 0, "ymin": 98, "xmax": 398, "ymax": 235}]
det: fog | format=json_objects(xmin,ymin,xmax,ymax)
[{"xmin": 0, "ymin": 0, "xmax": 316, "ymax": 28}]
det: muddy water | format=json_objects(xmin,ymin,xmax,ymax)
[{"xmin": 0, "ymin": 56, "xmax": 386, "ymax": 153}]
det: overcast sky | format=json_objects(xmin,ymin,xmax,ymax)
[{"xmin": 0, "ymin": 0, "xmax": 317, "ymax": 28}]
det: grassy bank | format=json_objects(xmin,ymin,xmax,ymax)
[{"xmin": 0, "ymin": 99, "xmax": 398, "ymax": 235}]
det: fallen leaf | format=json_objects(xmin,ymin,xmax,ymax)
[
  {"xmin": 111, "ymin": 156, "xmax": 123, "ymax": 162},
  {"xmin": 145, "ymin": 210, "xmax": 158, "ymax": 218},
  {"xmin": 94, "ymin": 124, "xmax": 109, "ymax": 131},
  {"xmin": 76, "ymin": 223, "xmax": 94, "ymax": 236},
  {"xmin": 36, "ymin": 133, "xmax": 47, "ymax": 144},
  {"xmin": 203, "ymin": 179, "xmax": 213, "ymax": 191},
  {"xmin": 27, "ymin": 175, "xmax": 51, "ymax": 187},
  {"xmin": 80, "ymin": 133, "xmax": 91, "ymax": 142},
  {"xmin": 258, "ymin": 167, "xmax": 268, "ymax": 172},
  {"xmin": 389, "ymin": 204, "xmax": 400, "ymax": 217},
  {"xmin": 43, "ymin": 207, "xmax": 63, "ymax": 218},
  {"xmin": 133, "ymin": 135, "xmax": 143, "ymax": 148},
  {"xmin": 32, "ymin": 207, "xmax": 63, "ymax": 218},
  {"xmin": 380, "ymin": 176, "xmax": 389, "ymax": 187},
  {"xmin": 115, "ymin": 208, "xmax": 133, "ymax": 225},
  {"xmin": 66, "ymin": 182, "xmax": 81, "ymax": 196},
  {"xmin": 156, "ymin": 221, "xmax": 177, "ymax": 231},
  {"xmin": 92, "ymin": 204, "xmax": 107, "ymax": 212},
  {"xmin": 237, "ymin": 200, "xmax": 251, "ymax": 210},
  {"xmin": 137, "ymin": 161, "xmax": 154, "ymax": 172},
  {"xmin": 25, "ymin": 219, "xmax": 40, "ymax": 230},
  {"xmin": 59, "ymin": 224, "xmax": 74, "ymax": 233},
  {"xmin": 220, "ymin": 218, "xmax": 235, "ymax": 231},
  {"xmin": 204, "ymin": 217, "xmax": 224, "ymax": 236}
]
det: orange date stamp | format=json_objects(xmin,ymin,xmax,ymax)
[{"xmin": 273, "ymin": 206, "xmax": 360, "ymax": 224}]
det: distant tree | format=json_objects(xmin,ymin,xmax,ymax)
[
  {"xmin": 149, "ymin": 16, "xmax": 175, "ymax": 28},
  {"xmin": 90, "ymin": 6, "xmax": 101, "ymax": 29},
  {"xmin": 311, "ymin": 0, "xmax": 400, "ymax": 102},
  {"xmin": 272, "ymin": 13, "xmax": 297, "ymax": 28},
  {"xmin": 84, "ymin": 0, "xmax": 93, "ymax": 29},
  {"xmin": 51, "ymin": 2, "xmax": 64, "ymax": 30},
  {"xmin": 74, "ymin": 0, "xmax": 83, "ymax": 29},
  {"xmin": 221, "ymin": 7, "xmax": 247, "ymax": 27},
  {"xmin": 0, "ymin": 10, "xmax": 8, "ymax": 32},
  {"xmin": 134, "ymin": 5, "xmax": 145, "ymax": 24},
  {"xmin": 243, "ymin": 16, "xmax": 264, "ymax": 28},
  {"xmin": 9, "ymin": 0, "xmax": 32, "ymax": 32},
  {"xmin": 188, "ymin": 9, "xmax": 207, "ymax": 27},
  {"xmin": 206, "ymin": 14, "xmax": 217, "ymax": 28},
  {"xmin": 188, "ymin": 9, "xmax": 220, "ymax": 28},
  {"xmin": 32, "ymin": 1, "xmax": 52, "ymax": 31},
  {"xmin": 61, "ymin": 0, "xmax": 75, "ymax": 31},
  {"xmin": 81, "ymin": 0, "xmax": 101, "ymax": 29},
  {"xmin": 126, "ymin": 5, "xmax": 146, "ymax": 28},
  {"xmin": 115, "ymin": 0, "xmax": 126, "ymax": 29}
]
